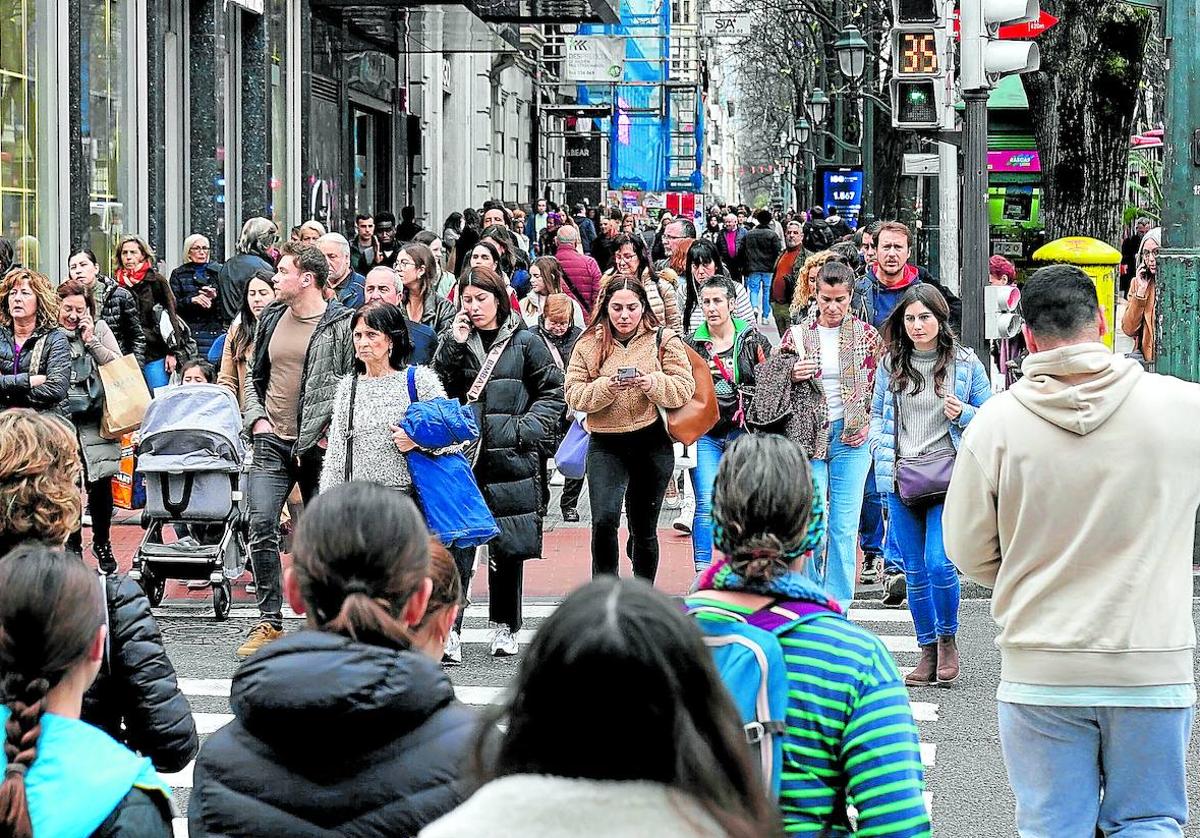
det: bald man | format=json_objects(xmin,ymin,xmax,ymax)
[{"xmin": 362, "ymin": 266, "xmax": 436, "ymax": 364}]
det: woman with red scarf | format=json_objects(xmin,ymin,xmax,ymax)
[{"xmin": 115, "ymin": 234, "xmax": 192, "ymax": 389}]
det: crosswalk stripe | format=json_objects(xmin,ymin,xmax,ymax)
[
  {"xmin": 195, "ymin": 712, "xmax": 234, "ymax": 734},
  {"xmin": 847, "ymin": 608, "xmax": 916, "ymax": 623},
  {"xmin": 179, "ymin": 677, "xmax": 232, "ymax": 697},
  {"xmin": 155, "ymin": 603, "xmax": 563, "ymax": 621},
  {"xmin": 921, "ymin": 742, "xmax": 936, "ymax": 767},
  {"xmin": 161, "ymin": 761, "xmax": 193, "ymax": 789},
  {"xmin": 459, "ymin": 627, "xmax": 537, "ymax": 645},
  {"xmin": 173, "ymin": 818, "xmax": 188, "ymax": 837},
  {"xmin": 911, "ymin": 702, "xmax": 938, "ymax": 722}
]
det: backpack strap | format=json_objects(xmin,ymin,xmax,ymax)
[
  {"xmin": 743, "ymin": 598, "xmax": 841, "ymax": 634},
  {"xmin": 406, "ymin": 365, "xmax": 418, "ymax": 402}
]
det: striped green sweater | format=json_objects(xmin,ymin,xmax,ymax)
[{"xmin": 686, "ymin": 596, "xmax": 931, "ymax": 836}]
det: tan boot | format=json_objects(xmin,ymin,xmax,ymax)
[
  {"xmin": 905, "ymin": 643, "xmax": 938, "ymax": 687},
  {"xmin": 236, "ymin": 622, "xmax": 284, "ymax": 660},
  {"xmin": 936, "ymin": 635, "xmax": 960, "ymax": 685}
]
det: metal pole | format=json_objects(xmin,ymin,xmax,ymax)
[
  {"xmin": 862, "ymin": 98, "xmax": 874, "ymax": 220},
  {"xmin": 960, "ymin": 88, "xmax": 989, "ymax": 372},
  {"xmin": 939, "ymin": 141, "xmax": 960, "ymax": 294},
  {"xmin": 1157, "ymin": 0, "xmax": 1200, "ymax": 383}
]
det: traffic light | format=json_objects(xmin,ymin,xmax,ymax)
[
  {"xmin": 889, "ymin": 0, "xmax": 952, "ymax": 129},
  {"xmin": 984, "ymin": 285, "xmax": 1023, "ymax": 339},
  {"xmin": 959, "ymin": 0, "xmax": 1041, "ymax": 90}
]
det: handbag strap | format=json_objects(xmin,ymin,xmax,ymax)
[
  {"xmin": 406, "ymin": 365, "xmax": 419, "ymax": 402},
  {"xmin": 467, "ymin": 335, "xmax": 512, "ymax": 403},
  {"xmin": 344, "ymin": 373, "xmax": 359, "ymax": 482},
  {"xmin": 541, "ymin": 334, "xmax": 565, "ymax": 369}
]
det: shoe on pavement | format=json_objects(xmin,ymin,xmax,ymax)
[
  {"xmin": 236, "ymin": 622, "xmax": 284, "ymax": 660},
  {"xmin": 905, "ymin": 643, "xmax": 938, "ymax": 687},
  {"xmin": 859, "ymin": 553, "xmax": 881, "ymax": 585},
  {"xmin": 882, "ymin": 572, "xmax": 907, "ymax": 608},
  {"xmin": 93, "ymin": 541, "xmax": 118, "ymax": 575},
  {"xmin": 489, "ymin": 623, "xmax": 519, "ymax": 657},
  {"xmin": 936, "ymin": 634, "xmax": 960, "ymax": 685},
  {"xmin": 561, "ymin": 509, "xmax": 580, "ymax": 523},
  {"xmin": 672, "ymin": 506, "xmax": 693, "ymax": 535},
  {"xmin": 442, "ymin": 629, "xmax": 463, "ymax": 666}
]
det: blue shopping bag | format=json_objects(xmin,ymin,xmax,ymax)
[
  {"xmin": 553, "ymin": 419, "xmax": 589, "ymax": 480},
  {"xmin": 401, "ymin": 367, "xmax": 499, "ymax": 548}
]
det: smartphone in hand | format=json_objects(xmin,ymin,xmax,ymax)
[{"xmin": 617, "ymin": 366, "xmax": 639, "ymax": 382}]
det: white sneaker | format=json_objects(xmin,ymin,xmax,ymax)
[
  {"xmin": 442, "ymin": 629, "xmax": 463, "ymax": 666},
  {"xmin": 672, "ymin": 502, "xmax": 694, "ymax": 535},
  {"xmin": 489, "ymin": 624, "xmax": 518, "ymax": 657}
]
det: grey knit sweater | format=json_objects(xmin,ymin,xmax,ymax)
[
  {"xmin": 319, "ymin": 366, "xmax": 447, "ymax": 492},
  {"xmin": 896, "ymin": 348, "xmax": 953, "ymax": 457}
]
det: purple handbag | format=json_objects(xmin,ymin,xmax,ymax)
[
  {"xmin": 553, "ymin": 418, "xmax": 589, "ymax": 480},
  {"xmin": 892, "ymin": 389, "xmax": 956, "ymax": 509}
]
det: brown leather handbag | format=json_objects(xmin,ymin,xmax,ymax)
[{"xmin": 656, "ymin": 328, "xmax": 719, "ymax": 445}]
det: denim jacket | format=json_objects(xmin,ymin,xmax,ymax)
[{"xmin": 868, "ymin": 344, "xmax": 991, "ymax": 494}]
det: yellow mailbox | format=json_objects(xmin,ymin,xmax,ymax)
[{"xmin": 1031, "ymin": 237, "xmax": 1121, "ymax": 350}]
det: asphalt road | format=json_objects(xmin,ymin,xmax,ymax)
[{"xmin": 150, "ymin": 590, "xmax": 1200, "ymax": 837}]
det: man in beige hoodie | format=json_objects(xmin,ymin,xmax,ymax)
[{"xmin": 944, "ymin": 264, "xmax": 1199, "ymax": 837}]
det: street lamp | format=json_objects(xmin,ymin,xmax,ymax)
[
  {"xmin": 834, "ymin": 26, "xmax": 869, "ymax": 81},
  {"xmin": 787, "ymin": 138, "xmax": 801, "ymax": 157},
  {"xmin": 794, "ymin": 117, "xmax": 811, "ymax": 145},
  {"xmin": 808, "ymin": 88, "xmax": 830, "ymax": 125}
]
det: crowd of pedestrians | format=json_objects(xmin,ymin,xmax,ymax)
[{"xmin": 0, "ymin": 197, "xmax": 1195, "ymax": 837}]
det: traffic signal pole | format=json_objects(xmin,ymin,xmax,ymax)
[
  {"xmin": 1157, "ymin": 0, "xmax": 1200, "ymax": 383},
  {"xmin": 960, "ymin": 89, "xmax": 990, "ymax": 371}
]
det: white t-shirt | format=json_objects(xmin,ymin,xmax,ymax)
[{"xmin": 817, "ymin": 325, "xmax": 843, "ymax": 422}]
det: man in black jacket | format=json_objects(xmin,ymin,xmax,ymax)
[
  {"xmin": 715, "ymin": 212, "xmax": 747, "ymax": 284},
  {"xmin": 742, "ymin": 208, "xmax": 783, "ymax": 323}
]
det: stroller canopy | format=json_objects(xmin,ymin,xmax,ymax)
[{"xmin": 138, "ymin": 384, "xmax": 246, "ymax": 472}]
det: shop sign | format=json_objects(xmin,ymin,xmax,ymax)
[
  {"xmin": 565, "ymin": 36, "xmax": 625, "ymax": 82},
  {"xmin": 988, "ymin": 150, "xmax": 1041, "ymax": 173},
  {"xmin": 700, "ymin": 14, "xmax": 752, "ymax": 37}
]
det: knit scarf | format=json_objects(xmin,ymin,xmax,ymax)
[
  {"xmin": 699, "ymin": 473, "xmax": 836, "ymax": 610},
  {"xmin": 115, "ymin": 262, "xmax": 151, "ymax": 288}
]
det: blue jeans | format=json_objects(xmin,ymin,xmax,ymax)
[
  {"xmin": 807, "ymin": 419, "xmax": 872, "ymax": 610},
  {"xmin": 143, "ymin": 357, "xmax": 170, "ymax": 390},
  {"xmin": 690, "ymin": 428, "xmax": 744, "ymax": 570},
  {"xmin": 746, "ymin": 271, "xmax": 772, "ymax": 319},
  {"xmin": 859, "ymin": 465, "xmax": 885, "ymax": 556},
  {"xmin": 998, "ymin": 703, "xmax": 1193, "ymax": 837},
  {"xmin": 885, "ymin": 493, "xmax": 959, "ymax": 645}
]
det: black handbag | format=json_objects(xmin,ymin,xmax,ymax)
[{"xmin": 67, "ymin": 340, "xmax": 106, "ymax": 418}]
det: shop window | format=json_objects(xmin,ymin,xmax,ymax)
[
  {"xmin": 0, "ymin": 0, "xmax": 44, "ymax": 270},
  {"xmin": 80, "ymin": 0, "xmax": 133, "ymax": 275}
]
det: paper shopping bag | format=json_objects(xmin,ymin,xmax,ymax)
[{"xmin": 99, "ymin": 354, "xmax": 152, "ymax": 439}]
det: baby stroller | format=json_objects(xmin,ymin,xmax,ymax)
[{"xmin": 129, "ymin": 384, "xmax": 248, "ymax": 620}]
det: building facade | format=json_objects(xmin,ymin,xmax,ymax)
[{"xmin": 1, "ymin": 0, "xmax": 614, "ymax": 278}]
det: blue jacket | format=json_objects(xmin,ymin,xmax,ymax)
[
  {"xmin": 868, "ymin": 344, "xmax": 992, "ymax": 494},
  {"xmin": 332, "ymin": 271, "xmax": 366, "ymax": 309},
  {"xmin": 0, "ymin": 707, "xmax": 172, "ymax": 838}
]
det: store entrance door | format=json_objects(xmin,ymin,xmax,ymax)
[{"xmin": 352, "ymin": 107, "xmax": 392, "ymax": 220}]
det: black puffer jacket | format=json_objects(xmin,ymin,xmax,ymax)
[
  {"xmin": 93, "ymin": 276, "xmax": 147, "ymax": 365},
  {"xmin": 82, "ymin": 573, "xmax": 199, "ymax": 773},
  {"xmin": 434, "ymin": 316, "xmax": 565, "ymax": 563},
  {"xmin": 742, "ymin": 226, "xmax": 783, "ymax": 274},
  {"xmin": 189, "ymin": 631, "xmax": 477, "ymax": 837},
  {"xmin": 0, "ymin": 323, "xmax": 72, "ymax": 416}
]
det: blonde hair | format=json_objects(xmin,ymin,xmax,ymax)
[
  {"xmin": 0, "ymin": 268, "xmax": 60, "ymax": 331},
  {"xmin": 299, "ymin": 220, "xmax": 327, "ymax": 238},
  {"xmin": 0, "ymin": 410, "xmax": 82, "ymax": 555},
  {"xmin": 789, "ymin": 250, "xmax": 839, "ymax": 317}
]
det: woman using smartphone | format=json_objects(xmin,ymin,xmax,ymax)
[{"xmin": 565, "ymin": 277, "xmax": 695, "ymax": 584}]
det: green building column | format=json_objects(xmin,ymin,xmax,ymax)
[{"xmin": 1157, "ymin": 0, "xmax": 1200, "ymax": 382}]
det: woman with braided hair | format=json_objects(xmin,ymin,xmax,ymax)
[
  {"xmin": 684, "ymin": 434, "xmax": 930, "ymax": 837},
  {"xmin": 190, "ymin": 482, "xmax": 475, "ymax": 836},
  {"xmin": 0, "ymin": 545, "xmax": 173, "ymax": 837},
  {"xmin": 0, "ymin": 409, "xmax": 197, "ymax": 774}
]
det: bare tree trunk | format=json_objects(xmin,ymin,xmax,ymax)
[{"xmin": 1023, "ymin": 1, "xmax": 1155, "ymax": 245}]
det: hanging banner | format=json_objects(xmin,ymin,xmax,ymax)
[{"xmin": 565, "ymin": 36, "xmax": 626, "ymax": 82}]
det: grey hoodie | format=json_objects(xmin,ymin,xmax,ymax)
[{"xmin": 943, "ymin": 343, "xmax": 1200, "ymax": 688}]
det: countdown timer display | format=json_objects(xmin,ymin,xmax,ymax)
[{"xmin": 898, "ymin": 31, "xmax": 939, "ymax": 75}]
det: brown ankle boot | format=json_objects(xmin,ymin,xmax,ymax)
[
  {"xmin": 936, "ymin": 635, "xmax": 960, "ymax": 685},
  {"xmin": 905, "ymin": 643, "xmax": 938, "ymax": 686}
]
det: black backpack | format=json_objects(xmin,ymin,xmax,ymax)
[{"xmin": 804, "ymin": 220, "xmax": 834, "ymax": 251}]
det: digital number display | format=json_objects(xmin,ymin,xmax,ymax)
[{"xmin": 899, "ymin": 32, "xmax": 939, "ymax": 75}]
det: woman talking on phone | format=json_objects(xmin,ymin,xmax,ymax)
[
  {"xmin": 565, "ymin": 277, "xmax": 695, "ymax": 583},
  {"xmin": 433, "ymin": 267, "xmax": 564, "ymax": 657},
  {"xmin": 870, "ymin": 284, "xmax": 990, "ymax": 688}
]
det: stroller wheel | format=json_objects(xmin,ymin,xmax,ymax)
[
  {"xmin": 141, "ymin": 567, "xmax": 166, "ymax": 607},
  {"xmin": 212, "ymin": 580, "xmax": 232, "ymax": 621}
]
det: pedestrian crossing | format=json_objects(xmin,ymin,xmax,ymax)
[{"xmin": 154, "ymin": 599, "xmax": 941, "ymax": 835}]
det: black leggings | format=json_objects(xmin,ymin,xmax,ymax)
[
  {"xmin": 449, "ymin": 545, "xmax": 525, "ymax": 632},
  {"xmin": 587, "ymin": 422, "xmax": 675, "ymax": 582},
  {"xmin": 68, "ymin": 478, "xmax": 115, "ymax": 550}
]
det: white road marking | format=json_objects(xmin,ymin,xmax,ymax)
[{"xmin": 847, "ymin": 608, "xmax": 916, "ymax": 623}]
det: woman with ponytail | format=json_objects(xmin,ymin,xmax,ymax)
[
  {"xmin": 684, "ymin": 434, "xmax": 931, "ymax": 837},
  {"xmin": 0, "ymin": 545, "xmax": 173, "ymax": 837},
  {"xmin": 190, "ymin": 482, "xmax": 476, "ymax": 837}
]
